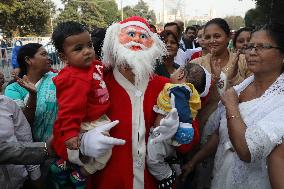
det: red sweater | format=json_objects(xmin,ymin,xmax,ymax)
[{"xmin": 52, "ymin": 60, "xmax": 109, "ymax": 159}]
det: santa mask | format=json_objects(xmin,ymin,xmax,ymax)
[{"xmin": 102, "ymin": 16, "xmax": 167, "ymax": 86}]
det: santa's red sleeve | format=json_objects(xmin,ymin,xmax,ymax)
[{"xmin": 53, "ymin": 71, "xmax": 89, "ymax": 143}]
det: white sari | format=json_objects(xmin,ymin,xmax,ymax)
[{"xmin": 210, "ymin": 73, "xmax": 284, "ymax": 189}]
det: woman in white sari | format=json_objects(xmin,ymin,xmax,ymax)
[{"xmin": 182, "ymin": 23, "xmax": 284, "ymax": 189}]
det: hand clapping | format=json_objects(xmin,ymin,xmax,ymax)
[{"xmin": 220, "ymin": 87, "xmax": 239, "ymax": 110}]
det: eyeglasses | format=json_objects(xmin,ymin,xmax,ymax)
[{"xmin": 245, "ymin": 43, "xmax": 281, "ymax": 53}]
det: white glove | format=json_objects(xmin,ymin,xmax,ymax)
[
  {"xmin": 151, "ymin": 108, "xmax": 179, "ymax": 144},
  {"xmin": 151, "ymin": 94, "xmax": 179, "ymax": 144},
  {"xmin": 80, "ymin": 120, "xmax": 126, "ymax": 158}
]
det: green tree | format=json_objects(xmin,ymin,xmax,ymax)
[
  {"xmin": 245, "ymin": 0, "xmax": 284, "ymax": 27},
  {"xmin": 123, "ymin": 5, "xmax": 136, "ymax": 19},
  {"xmin": 186, "ymin": 20, "xmax": 205, "ymax": 27},
  {"xmin": 98, "ymin": 0, "xmax": 120, "ymax": 25},
  {"xmin": 55, "ymin": 0, "xmax": 106, "ymax": 29},
  {"xmin": 123, "ymin": 0, "xmax": 156, "ymax": 24},
  {"xmin": 18, "ymin": 0, "xmax": 55, "ymax": 36},
  {"xmin": 224, "ymin": 16, "xmax": 245, "ymax": 30},
  {"xmin": 244, "ymin": 8, "xmax": 264, "ymax": 27},
  {"xmin": 0, "ymin": 0, "xmax": 23, "ymax": 37},
  {"xmin": 55, "ymin": 0, "xmax": 119, "ymax": 29},
  {"xmin": 259, "ymin": 0, "xmax": 284, "ymax": 24},
  {"xmin": 0, "ymin": 0, "xmax": 54, "ymax": 37}
]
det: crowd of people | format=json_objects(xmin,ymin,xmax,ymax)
[{"xmin": 0, "ymin": 15, "xmax": 284, "ymax": 189}]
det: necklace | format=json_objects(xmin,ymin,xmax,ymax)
[{"xmin": 220, "ymin": 55, "xmax": 232, "ymax": 73}]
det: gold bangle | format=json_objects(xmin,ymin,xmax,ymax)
[{"xmin": 227, "ymin": 115, "xmax": 241, "ymax": 120}]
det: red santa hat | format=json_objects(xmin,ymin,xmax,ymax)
[{"xmin": 119, "ymin": 16, "xmax": 153, "ymax": 33}]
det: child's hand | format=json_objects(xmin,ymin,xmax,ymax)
[{"xmin": 65, "ymin": 136, "xmax": 80, "ymax": 150}]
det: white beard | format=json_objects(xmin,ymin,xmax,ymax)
[
  {"xmin": 113, "ymin": 41, "xmax": 163, "ymax": 85},
  {"xmin": 102, "ymin": 23, "xmax": 167, "ymax": 86}
]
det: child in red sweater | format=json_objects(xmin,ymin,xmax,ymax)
[{"xmin": 50, "ymin": 21, "xmax": 111, "ymax": 189}]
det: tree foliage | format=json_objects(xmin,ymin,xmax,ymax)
[
  {"xmin": 123, "ymin": 6, "xmax": 135, "ymax": 19},
  {"xmin": 123, "ymin": 0, "xmax": 156, "ymax": 24},
  {"xmin": 245, "ymin": 0, "xmax": 284, "ymax": 27},
  {"xmin": 244, "ymin": 8, "xmax": 264, "ymax": 28},
  {"xmin": 55, "ymin": 0, "xmax": 106, "ymax": 29},
  {"xmin": 0, "ymin": 0, "xmax": 54, "ymax": 37},
  {"xmin": 98, "ymin": 0, "xmax": 120, "ymax": 25},
  {"xmin": 0, "ymin": 0, "xmax": 156, "ymax": 38},
  {"xmin": 224, "ymin": 16, "xmax": 245, "ymax": 30},
  {"xmin": 55, "ymin": 0, "xmax": 120, "ymax": 29},
  {"xmin": 186, "ymin": 20, "xmax": 206, "ymax": 27}
]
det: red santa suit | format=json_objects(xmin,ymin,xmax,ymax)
[{"xmin": 87, "ymin": 67, "xmax": 200, "ymax": 189}]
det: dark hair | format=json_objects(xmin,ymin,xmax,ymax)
[
  {"xmin": 192, "ymin": 24, "xmax": 201, "ymax": 30},
  {"xmin": 91, "ymin": 27, "xmax": 106, "ymax": 60},
  {"xmin": 52, "ymin": 21, "xmax": 88, "ymax": 53},
  {"xmin": 149, "ymin": 24, "xmax": 157, "ymax": 33},
  {"xmin": 233, "ymin": 27, "xmax": 252, "ymax": 48},
  {"xmin": 259, "ymin": 23, "xmax": 284, "ymax": 53},
  {"xmin": 185, "ymin": 26, "xmax": 197, "ymax": 34},
  {"xmin": 17, "ymin": 43, "xmax": 42, "ymax": 76},
  {"xmin": 184, "ymin": 63, "xmax": 206, "ymax": 94},
  {"xmin": 164, "ymin": 22, "xmax": 181, "ymax": 38},
  {"xmin": 205, "ymin": 18, "xmax": 231, "ymax": 36},
  {"xmin": 159, "ymin": 30, "xmax": 179, "ymax": 47}
]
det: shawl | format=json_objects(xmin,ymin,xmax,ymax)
[
  {"xmin": 22, "ymin": 72, "xmax": 57, "ymax": 142},
  {"xmin": 210, "ymin": 73, "xmax": 284, "ymax": 189},
  {"xmin": 215, "ymin": 73, "xmax": 284, "ymax": 161},
  {"xmin": 233, "ymin": 73, "xmax": 284, "ymax": 162}
]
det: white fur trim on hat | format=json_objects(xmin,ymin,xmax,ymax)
[
  {"xmin": 200, "ymin": 66, "xmax": 211, "ymax": 97},
  {"xmin": 120, "ymin": 21, "xmax": 151, "ymax": 33}
]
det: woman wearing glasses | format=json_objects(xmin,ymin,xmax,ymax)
[
  {"xmin": 182, "ymin": 23, "xmax": 284, "ymax": 189},
  {"xmin": 184, "ymin": 18, "xmax": 251, "ymax": 189}
]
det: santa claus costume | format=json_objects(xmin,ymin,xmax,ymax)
[{"xmin": 84, "ymin": 16, "xmax": 201, "ymax": 189}]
